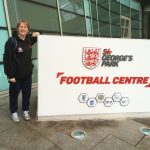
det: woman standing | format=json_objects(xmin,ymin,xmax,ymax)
[{"xmin": 3, "ymin": 20, "xmax": 40, "ymax": 122}]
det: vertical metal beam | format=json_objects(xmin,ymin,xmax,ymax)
[
  {"xmin": 56, "ymin": 0, "xmax": 63, "ymax": 35},
  {"xmin": 14, "ymin": 0, "xmax": 19, "ymax": 22},
  {"xmin": 139, "ymin": 10, "xmax": 142, "ymax": 38},
  {"xmin": 95, "ymin": 0, "xmax": 100, "ymax": 36},
  {"xmin": 83, "ymin": 0, "xmax": 88, "ymax": 36},
  {"xmin": 3, "ymin": 0, "xmax": 12, "ymax": 37},
  {"xmin": 89, "ymin": 0, "xmax": 93, "ymax": 36},
  {"xmin": 129, "ymin": 0, "xmax": 132, "ymax": 38},
  {"xmin": 108, "ymin": 0, "xmax": 112, "ymax": 37},
  {"xmin": 119, "ymin": 0, "xmax": 122, "ymax": 38}
]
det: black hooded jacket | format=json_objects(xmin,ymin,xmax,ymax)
[{"xmin": 3, "ymin": 31, "xmax": 37, "ymax": 79}]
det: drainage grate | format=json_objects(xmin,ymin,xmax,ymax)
[{"xmin": 71, "ymin": 130, "xmax": 87, "ymax": 140}]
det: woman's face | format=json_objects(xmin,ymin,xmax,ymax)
[{"xmin": 17, "ymin": 22, "xmax": 29, "ymax": 37}]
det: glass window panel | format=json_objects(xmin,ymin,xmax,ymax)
[
  {"xmin": 30, "ymin": 0, "xmax": 57, "ymax": 7},
  {"xmin": 84, "ymin": 0, "xmax": 90, "ymax": 17},
  {"xmin": 86, "ymin": 18, "xmax": 92, "ymax": 35},
  {"xmin": 131, "ymin": 20, "xmax": 139, "ymax": 29},
  {"xmin": 143, "ymin": 13, "xmax": 149, "ymax": 26},
  {"xmin": 7, "ymin": 0, "xmax": 18, "ymax": 28},
  {"xmin": 143, "ymin": 13, "xmax": 149, "ymax": 38},
  {"xmin": 110, "ymin": 0, "xmax": 120, "ymax": 13},
  {"xmin": 111, "ymin": 25, "xmax": 121, "ymax": 37},
  {"xmin": 91, "ymin": 2, "xmax": 97, "ymax": 19},
  {"xmin": 121, "ymin": 19, "xmax": 124, "ymax": 26},
  {"xmin": 139, "ymin": 29, "xmax": 142, "ymax": 38},
  {"xmin": 61, "ymin": 11, "xmax": 86, "ymax": 34},
  {"xmin": 92, "ymin": 20, "xmax": 99, "ymax": 36},
  {"xmin": 98, "ymin": 6, "xmax": 109, "ymax": 22},
  {"xmin": 97, "ymin": 0, "xmax": 109, "ymax": 9},
  {"xmin": 111, "ymin": 12, "xmax": 120, "ymax": 25},
  {"xmin": 120, "ymin": 0, "xmax": 130, "ymax": 7},
  {"xmin": 0, "ymin": 0, "xmax": 7, "ymax": 27},
  {"xmin": 10, "ymin": 0, "xmax": 60, "ymax": 32},
  {"xmin": 131, "ymin": 29, "xmax": 140, "ymax": 38},
  {"xmin": 59, "ymin": 0, "xmax": 84, "ymax": 15},
  {"xmin": 125, "ymin": 20, "xmax": 129, "ymax": 27},
  {"xmin": 99, "ymin": 21, "xmax": 110, "ymax": 37},
  {"xmin": 32, "ymin": 59, "xmax": 37, "ymax": 83},
  {"xmin": 130, "ymin": 0, "xmax": 141, "ymax": 11},
  {"xmin": 32, "ymin": 44, "xmax": 37, "ymax": 59},
  {"xmin": 0, "ymin": 30, "xmax": 8, "ymax": 62},
  {"xmin": 121, "ymin": 5, "xmax": 130, "ymax": 17},
  {"xmin": 131, "ymin": 9, "xmax": 139, "ymax": 20},
  {"xmin": 0, "ymin": 65, "xmax": 9, "ymax": 92},
  {"xmin": 139, "ymin": 11, "xmax": 142, "ymax": 21},
  {"xmin": 91, "ymin": 0, "xmax": 96, "ymax": 3}
]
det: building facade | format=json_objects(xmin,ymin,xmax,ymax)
[{"xmin": 0, "ymin": 0, "xmax": 150, "ymax": 92}]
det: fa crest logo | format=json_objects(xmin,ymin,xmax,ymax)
[{"xmin": 82, "ymin": 47, "xmax": 101, "ymax": 69}]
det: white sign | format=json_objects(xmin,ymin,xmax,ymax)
[{"xmin": 38, "ymin": 35, "xmax": 150, "ymax": 120}]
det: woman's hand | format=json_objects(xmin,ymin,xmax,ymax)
[
  {"xmin": 32, "ymin": 32, "xmax": 40, "ymax": 37},
  {"xmin": 9, "ymin": 78, "xmax": 16, "ymax": 83}
]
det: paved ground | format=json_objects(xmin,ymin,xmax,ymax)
[{"xmin": 0, "ymin": 87, "xmax": 150, "ymax": 150}]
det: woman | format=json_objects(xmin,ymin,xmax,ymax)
[{"xmin": 3, "ymin": 20, "xmax": 40, "ymax": 122}]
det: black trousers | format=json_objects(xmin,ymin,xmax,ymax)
[{"xmin": 9, "ymin": 75, "xmax": 32, "ymax": 113}]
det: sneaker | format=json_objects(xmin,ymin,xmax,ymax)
[
  {"xmin": 12, "ymin": 112, "xmax": 20, "ymax": 123},
  {"xmin": 23, "ymin": 111, "xmax": 30, "ymax": 121}
]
